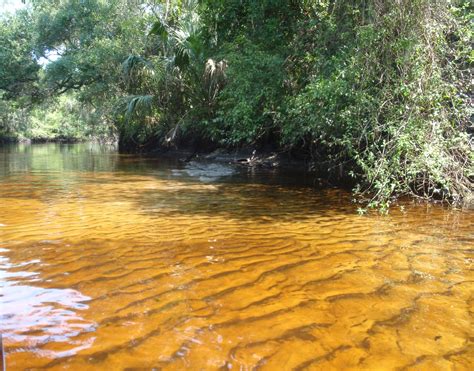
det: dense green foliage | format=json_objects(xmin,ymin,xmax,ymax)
[
  {"xmin": 0, "ymin": 8, "xmax": 40, "ymax": 101},
  {"xmin": 1, "ymin": 0, "xmax": 472, "ymax": 207}
]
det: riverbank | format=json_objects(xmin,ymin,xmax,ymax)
[
  {"xmin": 0, "ymin": 139, "xmax": 86, "ymax": 145},
  {"xmin": 2, "ymin": 139, "xmax": 471, "ymax": 208},
  {"xmin": 0, "ymin": 136, "xmax": 116, "ymax": 145},
  {"xmin": 145, "ymin": 145, "xmax": 355, "ymax": 190}
]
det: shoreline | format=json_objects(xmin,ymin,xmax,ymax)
[
  {"xmin": 1, "ymin": 139, "xmax": 471, "ymax": 209},
  {"xmin": 0, "ymin": 137, "xmax": 85, "ymax": 144}
]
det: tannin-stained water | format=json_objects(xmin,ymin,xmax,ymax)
[{"xmin": 0, "ymin": 143, "xmax": 472, "ymax": 370}]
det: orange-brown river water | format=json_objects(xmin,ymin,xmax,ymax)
[{"xmin": 0, "ymin": 143, "xmax": 472, "ymax": 370}]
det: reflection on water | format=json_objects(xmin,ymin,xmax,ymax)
[
  {"xmin": 0, "ymin": 143, "xmax": 472, "ymax": 370},
  {"xmin": 0, "ymin": 246, "xmax": 94, "ymax": 358}
]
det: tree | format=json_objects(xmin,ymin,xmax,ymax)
[
  {"xmin": 1, "ymin": 0, "xmax": 471, "ymax": 207},
  {"xmin": 0, "ymin": 10, "xmax": 40, "ymax": 101}
]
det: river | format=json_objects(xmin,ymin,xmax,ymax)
[{"xmin": 0, "ymin": 143, "xmax": 472, "ymax": 370}]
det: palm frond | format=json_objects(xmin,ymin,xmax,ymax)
[
  {"xmin": 149, "ymin": 19, "xmax": 169, "ymax": 43},
  {"xmin": 122, "ymin": 55, "xmax": 153, "ymax": 79},
  {"xmin": 204, "ymin": 58, "xmax": 227, "ymax": 99},
  {"xmin": 125, "ymin": 94, "xmax": 154, "ymax": 120},
  {"xmin": 204, "ymin": 58, "xmax": 227, "ymax": 82}
]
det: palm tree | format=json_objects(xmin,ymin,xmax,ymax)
[{"xmin": 118, "ymin": 0, "xmax": 226, "ymax": 148}]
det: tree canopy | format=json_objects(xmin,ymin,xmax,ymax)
[{"xmin": 0, "ymin": 0, "xmax": 472, "ymax": 208}]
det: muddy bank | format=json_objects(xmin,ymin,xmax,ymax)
[
  {"xmin": 151, "ymin": 147, "xmax": 311, "ymax": 171},
  {"xmin": 148, "ymin": 146, "xmax": 355, "ymax": 188}
]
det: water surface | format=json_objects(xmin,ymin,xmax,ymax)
[{"xmin": 0, "ymin": 143, "xmax": 472, "ymax": 369}]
